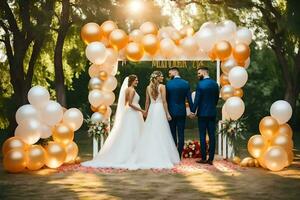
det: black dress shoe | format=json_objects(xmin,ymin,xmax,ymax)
[
  {"xmin": 196, "ymin": 160, "xmax": 207, "ymax": 164},
  {"xmin": 207, "ymin": 160, "xmax": 213, "ymax": 165}
]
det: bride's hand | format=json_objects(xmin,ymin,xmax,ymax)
[
  {"xmin": 167, "ymin": 113, "xmax": 172, "ymax": 121},
  {"xmin": 141, "ymin": 110, "xmax": 147, "ymax": 117}
]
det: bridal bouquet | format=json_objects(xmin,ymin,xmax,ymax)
[
  {"xmin": 85, "ymin": 117, "xmax": 109, "ymax": 140},
  {"xmin": 183, "ymin": 140, "xmax": 202, "ymax": 158}
]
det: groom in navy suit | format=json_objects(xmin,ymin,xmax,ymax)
[
  {"xmin": 191, "ymin": 67, "xmax": 219, "ymax": 165},
  {"xmin": 166, "ymin": 67, "xmax": 193, "ymax": 159}
]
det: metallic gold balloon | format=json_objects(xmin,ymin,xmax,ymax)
[
  {"xmin": 248, "ymin": 135, "xmax": 266, "ymax": 158},
  {"xmin": 26, "ymin": 145, "xmax": 46, "ymax": 170},
  {"xmin": 248, "ymin": 159, "xmax": 255, "ymax": 167},
  {"xmin": 254, "ymin": 159, "xmax": 260, "ymax": 167},
  {"xmin": 179, "ymin": 25, "xmax": 194, "ymax": 37},
  {"xmin": 257, "ymin": 156, "xmax": 266, "ymax": 168},
  {"xmin": 109, "ymin": 29, "xmax": 129, "ymax": 50},
  {"xmin": 3, "ymin": 149, "xmax": 27, "ymax": 173},
  {"xmin": 129, "ymin": 29, "xmax": 144, "ymax": 43},
  {"xmin": 2, "ymin": 136, "xmax": 27, "ymax": 155},
  {"xmin": 286, "ymin": 150, "xmax": 294, "ymax": 166},
  {"xmin": 234, "ymin": 88, "xmax": 244, "ymax": 98},
  {"xmin": 220, "ymin": 74, "xmax": 230, "ymax": 86},
  {"xmin": 75, "ymin": 156, "xmax": 82, "ymax": 164},
  {"xmin": 232, "ymin": 156, "xmax": 241, "ymax": 164},
  {"xmin": 65, "ymin": 141, "xmax": 79, "ymax": 163},
  {"xmin": 88, "ymin": 64, "xmax": 101, "ymax": 78},
  {"xmin": 99, "ymin": 71, "xmax": 108, "ymax": 81},
  {"xmin": 125, "ymin": 42, "xmax": 144, "ymax": 61},
  {"xmin": 52, "ymin": 123, "xmax": 74, "ymax": 146},
  {"xmin": 259, "ymin": 116, "xmax": 279, "ymax": 140},
  {"xmin": 81, "ymin": 22, "xmax": 102, "ymax": 44},
  {"xmin": 262, "ymin": 146, "xmax": 288, "ymax": 171},
  {"xmin": 140, "ymin": 22, "xmax": 158, "ymax": 35},
  {"xmin": 100, "ymin": 20, "xmax": 118, "ymax": 38},
  {"xmin": 90, "ymin": 105, "xmax": 98, "ymax": 112},
  {"xmin": 141, "ymin": 34, "xmax": 159, "ymax": 56},
  {"xmin": 221, "ymin": 58, "xmax": 237, "ymax": 75},
  {"xmin": 271, "ymin": 132, "xmax": 293, "ymax": 151},
  {"xmin": 214, "ymin": 41, "xmax": 232, "ymax": 61},
  {"xmin": 208, "ymin": 49, "xmax": 217, "ymax": 61},
  {"xmin": 44, "ymin": 141, "xmax": 66, "ymax": 168},
  {"xmin": 98, "ymin": 105, "xmax": 108, "ymax": 115},
  {"xmin": 221, "ymin": 85, "xmax": 234, "ymax": 100},
  {"xmin": 277, "ymin": 123, "xmax": 293, "ymax": 139},
  {"xmin": 240, "ymin": 157, "xmax": 253, "ymax": 167},
  {"xmin": 233, "ymin": 43, "xmax": 250, "ymax": 63}
]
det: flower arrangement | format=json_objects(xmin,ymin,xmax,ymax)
[
  {"xmin": 85, "ymin": 116, "xmax": 109, "ymax": 140},
  {"xmin": 182, "ymin": 140, "xmax": 202, "ymax": 158},
  {"xmin": 218, "ymin": 117, "xmax": 247, "ymax": 155}
]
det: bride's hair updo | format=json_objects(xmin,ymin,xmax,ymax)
[
  {"xmin": 128, "ymin": 74, "xmax": 138, "ymax": 87},
  {"xmin": 149, "ymin": 71, "xmax": 163, "ymax": 99}
]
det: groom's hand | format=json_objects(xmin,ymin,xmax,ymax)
[{"xmin": 189, "ymin": 113, "xmax": 196, "ymax": 119}]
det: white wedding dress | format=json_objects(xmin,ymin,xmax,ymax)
[
  {"xmin": 126, "ymin": 85, "xmax": 180, "ymax": 170},
  {"xmin": 81, "ymin": 78, "xmax": 144, "ymax": 168}
]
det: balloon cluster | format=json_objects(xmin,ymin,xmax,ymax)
[
  {"xmin": 2, "ymin": 86, "xmax": 83, "ymax": 173},
  {"xmin": 81, "ymin": 20, "xmax": 252, "ymax": 61},
  {"xmin": 247, "ymin": 100, "xmax": 293, "ymax": 171}
]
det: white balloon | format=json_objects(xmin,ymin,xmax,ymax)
[
  {"xmin": 103, "ymin": 48, "xmax": 118, "ymax": 66},
  {"xmin": 195, "ymin": 27, "xmax": 216, "ymax": 52},
  {"xmin": 102, "ymin": 75, "xmax": 118, "ymax": 92},
  {"xmin": 160, "ymin": 38, "xmax": 176, "ymax": 58},
  {"xmin": 225, "ymin": 97, "xmax": 245, "ymax": 120},
  {"xmin": 180, "ymin": 36, "xmax": 199, "ymax": 57},
  {"xmin": 235, "ymin": 27, "xmax": 252, "ymax": 45},
  {"xmin": 91, "ymin": 112, "xmax": 105, "ymax": 123},
  {"xmin": 228, "ymin": 66, "xmax": 248, "ymax": 88},
  {"xmin": 88, "ymin": 77, "xmax": 102, "ymax": 90},
  {"xmin": 63, "ymin": 108, "xmax": 84, "ymax": 131},
  {"xmin": 221, "ymin": 20, "xmax": 237, "ymax": 33},
  {"xmin": 39, "ymin": 124, "xmax": 52, "ymax": 139},
  {"xmin": 28, "ymin": 86, "xmax": 50, "ymax": 109},
  {"xmin": 102, "ymin": 91, "xmax": 116, "ymax": 106},
  {"xmin": 15, "ymin": 104, "xmax": 40, "ymax": 124},
  {"xmin": 222, "ymin": 104, "xmax": 231, "ymax": 121},
  {"xmin": 200, "ymin": 21, "xmax": 216, "ymax": 31},
  {"xmin": 270, "ymin": 100, "xmax": 293, "ymax": 124},
  {"xmin": 85, "ymin": 42, "xmax": 107, "ymax": 65},
  {"xmin": 15, "ymin": 119, "xmax": 41, "ymax": 144},
  {"xmin": 88, "ymin": 89, "xmax": 104, "ymax": 107},
  {"xmin": 40, "ymin": 100, "xmax": 63, "ymax": 126},
  {"xmin": 216, "ymin": 24, "xmax": 235, "ymax": 43}
]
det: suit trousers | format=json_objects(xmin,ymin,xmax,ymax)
[
  {"xmin": 198, "ymin": 116, "xmax": 216, "ymax": 161},
  {"xmin": 169, "ymin": 116, "xmax": 186, "ymax": 158}
]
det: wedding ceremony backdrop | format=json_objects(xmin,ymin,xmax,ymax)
[{"xmin": 0, "ymin": 0, "xmax": 299, "ymax": 199}]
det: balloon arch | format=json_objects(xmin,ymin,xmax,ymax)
[{"xmin": 1, "ymin": 20, "xmax": 293, "ymax": 173}]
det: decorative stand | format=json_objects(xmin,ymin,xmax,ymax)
[
  {"xmin": 92, "ymin": 119, "xmax": 110, "ymax": 158},
  {"xmin": 217, "ymin": 121, "xmax": 235, "ymax": 159}
]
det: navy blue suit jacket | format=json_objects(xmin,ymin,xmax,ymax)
[
  {"xmin": 166, "ymin": 77, "xmax": 192, "ymax": 117},
  {"xmin": 191, "ymin": 78, "xmax": 219, "ymax": 117}
]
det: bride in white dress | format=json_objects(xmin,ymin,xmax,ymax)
[
  {"xmin": 127, "ymin": 71, "xmax": 180, "ymax": 169},
  {"xmin": 82, "ymin": 75, "xmax": 145, "ymax": 168}
]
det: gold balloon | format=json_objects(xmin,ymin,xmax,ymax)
[
  {"xmin": 259, "ymin": 116, "xmax": 279, "ymax": 140},
  {"xmin": 221, "ymin": 85, "xmax": 234, "ymax": 100},
  {"xmin": 262, "ymin": 146, "xmax": 288, "ymax": 171},
  {"xmin": 129, "ymin": 29, "xmax": 144, "ymax": 43},
  {"xmin": 221, "ymin": 58, "xmax": 237, "ymax": 75},
  {"xmin": 214, "ymin": 41, "xmax": 232, "ymax": 61},
  {"xmin": 240, "ymin": 157, "xmax": 253, "ymax": 167},
  {"xmin": 232, "ymin": 156, "xmax": 241, "ymax": 164},
  {"xmin": 248, "ymin": 159, "xmax": 255, "ymax": 167},
  {"xmin": 234, "ymin": 88, "xmax": 244, "ymax": 98},
  {"xmin": 287, "ymin": 150, "xmax": 294, "ymax": 166},
  {"xmin": 140, "ymin": 22, "xmax": 158, "ymax": 35},
  {"xmin": 3, "ymin": 149, "xmax": 27, "ymax": 173},
  {"xmin": 277, "ymin": 123, "xmax": 293, "ymax": 139},
  {"xmin": 254, "ymin": 159, "xmax": 260, "ymax": 167},
  {"xmin": 170, "ymin": 30, "xmax": 182, "ymax": 44},
  {"xmin": 125, "ymin": 42, "xmax": 144, "ymax": 61},
  {"xmin": 141, "ymin": 34, "xmax": 159, "ymax": 56},
  {"xmin": 109, "ymin": 29, "xmax": 129, "ymax": 50},
  {"xmin": 2, "ymin": 136, "xmax": 27, "ymax": 155},
  {"xmin": 208, "ymin": 49, "xmax": 217, "ymax": 61},
  {"xmin": 233, "ymin": 43, "xmax": 250, "ymax": 63},
  {"xmin": 65, "ymin": 141, "xmax": 79, "ymax": 163},
  {"xmin": 26, "ymin": 145, "xmax": 46, "ymax": 170},
  {"xmin": 257, "ymin": 156, "xmax": 267, "ymax": 168},
  {"xmin": 179, "ymin": 25, "xmax": 194, "ymax": 37},
  {"xmin": 99, "ymin": 71, "xmax": 108, "ymax": 81},
  {"xmin": 53, "ymin": 123, "xmax": 74, "ymax": 146},
  {"xmin": 220, "ymin": 74, "xmax": 230, "ymax": 86},
  {"xmin": 44, "ymin": 141, "xmax": 66, "ymax": 168},
  {"xmin": 90, "ymin": 105, "xmax": 98, "ymax": 112},
  {"xmin": 248, "ymin": 135, "xmax": 266, "ymax": 158},
  {"xmin": 81, "ymin": 22, "xmax": 102, "ymax": 44},
  {"xmin": 271, "ymin": 132, "xmax": 293, "ymax": 151},
  {"xmin": 100, "ymin": 20, "xmax": 118, "ymax": 38},
  {"xmin": 98, "ymin": 105, "xmax": 108, "ymax": 115},
  {"xmin": 75, "ymin": 156, "xmax": 82, "ymax": 164}
]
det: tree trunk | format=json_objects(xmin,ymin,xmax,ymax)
[{"xmin": 54, "ymin": 0, "xmax": 71, "ymax": 107}]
